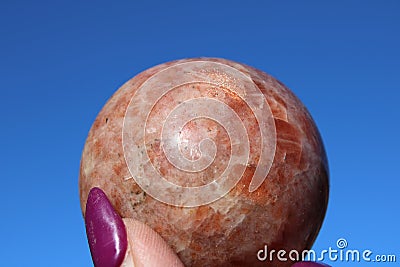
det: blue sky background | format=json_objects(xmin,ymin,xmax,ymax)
[{"xmin": 1, "ymin": 1, "xmax": 399, "ymax": 266}]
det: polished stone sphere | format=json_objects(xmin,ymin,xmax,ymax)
[{"xmin": 79, "ymin": 58, "xmax": 329, "ymax": 266}]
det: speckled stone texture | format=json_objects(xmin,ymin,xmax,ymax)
[{"xmin": 79, "ymin": 58, "xmax": 329, "ymax": 267}]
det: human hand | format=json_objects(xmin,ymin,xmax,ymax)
[
  {"xmin": 85, "ymin": 187, "xmax": 184, "ymax": 267},
  {"xmin": 84, "ymin": 187, "xmax": 330, "ymax": 267}
]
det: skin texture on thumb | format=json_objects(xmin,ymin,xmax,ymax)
[{"xmin": 122, "ymin": 218, "xmax": 185, "ymax": 267}]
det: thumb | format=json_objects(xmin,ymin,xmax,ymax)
[
  {"xmin": 122, "ymin": 219, "xmax": 184, "ymax": 267},
  {"xmin": 85, "ymin": 187, "xmax": 184, "ymax": 267}
]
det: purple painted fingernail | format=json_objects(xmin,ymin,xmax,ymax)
[
  {"xmin": 85, "ymin": 187, "xmax": 127, "ymax": 267},
  {"xmin": 291, "ymin": 262, "xmax": 331, "ymax": 267}
]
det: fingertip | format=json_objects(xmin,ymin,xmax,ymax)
[
  {"xmin": 85, "ymin": 187, "xmax": 128, "ymax": 267},
  {"xmin": 122, "ymin": 219, "xmax": 184, "ymax": 267}
]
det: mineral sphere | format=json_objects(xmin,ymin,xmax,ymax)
[{"xmin": 79, "ymin": 58, "xmax": 329, "ymax": 267}]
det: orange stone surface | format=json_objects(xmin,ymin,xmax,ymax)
[{"xmin": 79, "ymin": 58, "xmax": 329, "ymax": 266}]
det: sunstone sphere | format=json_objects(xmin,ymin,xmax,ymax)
[{"xmin": 79, "ymin": 58, "xmax": 329, "ymax": 267}]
